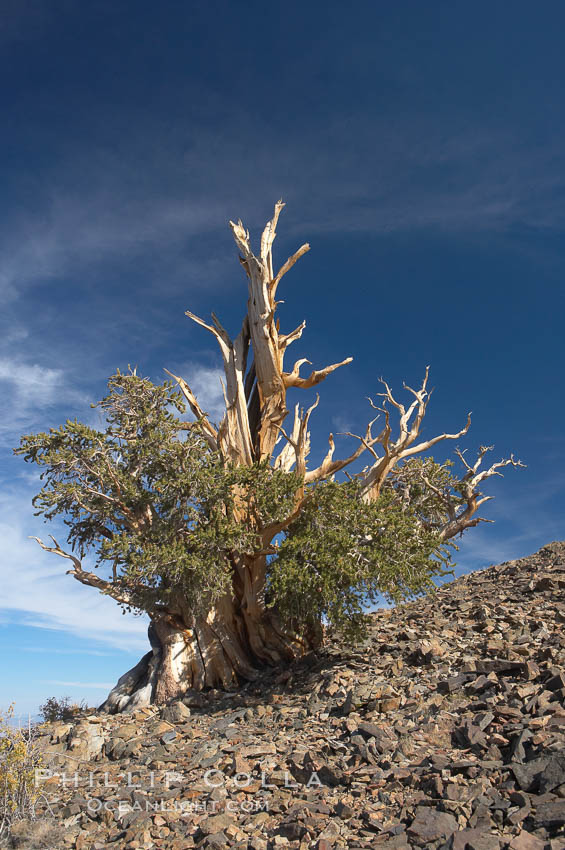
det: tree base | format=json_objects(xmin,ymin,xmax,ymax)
[{"xmin": 100, "ymin": 610, "xmax": 319, "ymax": 713}]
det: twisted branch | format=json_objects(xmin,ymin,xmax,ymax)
[
  {"xmin": 30, "ymin": 535, "xmax": 133, "ymax": 606},
  {"xmin": 360, "ymin": 370, "xmax": 472, "ymax": 500},
  {"xmin": 438, "ymin": 449, "xmax": 526, "ymax": 539}
]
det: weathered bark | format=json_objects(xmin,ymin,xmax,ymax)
[
  {"xmin": 100, "ymin": 585, "xmax": 315, "ymax": 713},
  {"xmin": 178, "ymin": 201, "xmax": 354, "ymax": 467}
]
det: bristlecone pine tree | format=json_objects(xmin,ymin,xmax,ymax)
[{"xmin": 16, "ymin": 202, "xmax": 524, "ymax": 712}]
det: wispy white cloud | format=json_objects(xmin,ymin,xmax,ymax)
[
  {"xmin": 0, "ymin": 358, "xmax": 63, "ymax": 406},
  {"xmin": 0, "ymin": 176, "xmax": 229, "ymax": 306},
  {"xmin": 331, "ymin": 414, "xmax": 354, "ymax": 435},
  {"xmin": 166, "ymin": 359, "xmax": 227, "ymax": 426},
  {"xmin": 2, "ymin": 110, "xmax": 565, "ymax": 308},
  {"xmin": 43, "ymin": 680, "xmax": 114, "ymax": 690},
  {"xmin": 0, "ymin": 483, "xmax": 149, "ymax": 654},
  {"xmin": 0, "ymin": 356, "xmax": 89, "ymax": 445},
  {"xmin": 184, "ymin": 363, "xmax": 226, "ymax": 424},
  {"xmin": 21, "ymin": 646, "xmax": 112, "ymax": 656}
]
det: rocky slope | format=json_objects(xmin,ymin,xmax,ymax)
[{"xmin": 13, "ymin": 542, "xmax": 565, "ymax": 849}]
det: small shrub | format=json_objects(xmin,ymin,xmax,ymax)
[
  {"xmin": 38, "ymin": 697, "xmax": 85, "ymax": 723},
  {"xmin": 0, "ymin": 706, "xmax": 43, "ymax": 842},
  {"xmin": 3, "ymin": 818, "xmax": 65, "ymax": 849}
]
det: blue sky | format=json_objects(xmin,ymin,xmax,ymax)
[{"xmin": 1, "ymin": 1, "xmax": 564, "ymax": 717}]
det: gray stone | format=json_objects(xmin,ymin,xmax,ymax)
[
  {"xmin": 438, "ymin": 674, "xmax": 471, "ymax": 694},
  {"xmin": 509, "ymin": 729, "xmax": 533, "ymax": 763},
  {"xmin": 199, "ymin": 813, "xmax": 235, "ymax": 836},
  {"xmin": 278, "ymin": 820, "xmax": 307, "ymax": 840},
  {"xmin": 544, "ymin": 672, "xmax": 565, "ymax": 691},
  {"xmin": 160, "ymin": 700, "xmax": 192, "ymax": 723},
  {"xmin": 454, "ymin": 718, "xmax": 489, "ymax": 751},
  {"xmin": 357, "ymin": 721, "xmax": 396, "ymax": 751},
  {"xmin": 204, "ymin": 833, "xmax": 229, "ymax": 849},
  {"xmin": 537, "ymin": 754, "xmax": 565, "ymax": 794},
  {"xmin": 530, "ymin": 798, "xmax": 565, "ymax": 828},
  {"xmin": 160, "ymin": 729, "xmax": 178, "ymax": 744},
  {"xmin": 511, "ymin": 757, "xmax": 550, "ymax": 792},
  {"xmin": 105, "ymin": 737, "xmax": 127, "ymax": 760},
  {"xmin": 442, "ymin": 829, "xmax": 501, "ymax": 850},
  {"xmin": 407, "ymin": 807, "xmax": 458, "ymax": 844},
  {"xmin": 507, "ymin": 832, "xmax": 548, "ymax": 850}
]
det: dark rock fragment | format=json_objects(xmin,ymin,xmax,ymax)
[
  {"xmin": 438, "ymin": 674, "xmax": 472, "ymax": 694},
  {"xmin": 530, "ymin": 797, "xmax": 565, "ymax": 828},
  {"xmin": 508, "ymin": 729, "xmax": 534, "ymax": 764},
  {"xmin": 277, "ymin": 820, "xmax": 308, "ymax": 840},
  {"xmin": 545, "ymin": 672, "xmax": 565, "ymax": 692},
  {"xmin": 440, "ymin": 828, "xmax": 502, "ymax": 849},
  {"xmin": 511, "ymin": 758, "xmax": 551, "ymax": 792},
  {"xmin": 507, "ymin": 833, "xmax": 548, "ymax": 850},
  {"xmin": 407, "ymin": 806, "xmax": 458, "ymax": 844},
  {"xmin": 454, "ymin": 718, "xmax": 489, "ymax": 751}
]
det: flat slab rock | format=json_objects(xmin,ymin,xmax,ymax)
[{"xmin": 28, "ymin": 541, "xmax": 565, "ymax": 850}]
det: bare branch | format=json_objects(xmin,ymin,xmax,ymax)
[
  {"xmin": 210, "ymin": 312, "xmax": 233, "ymax": 348},
  {"xmin": 279, "ymin": 320, "xmax": 306, "ymax": 351},
  {"xmin": 270, "ymin": 243, "xmax": 310, "ymax": 305},
  {"xmin": 185, "ymin": 309, "xmax": 220, "ymax": 340},
  {"xmin": 260, "ymin": 199, "xmax": 285, "ymax": 278},
  {"xmin": 163, "ymin": 369, "xmax": 219, "ymax": 449},
  {"xmin": 273, "ymin": 404, "xmax": 301, "ymax": 472},
  {"xmin": 437, "ymin": 451, "xmax": 526, "ymax": 540},
  {"xmin": 470, "ymin": 453, "xmax": 522, "ymax": 487},
  {"xmin": 284, "ymin": 358, "xmax": 311, "ymax": 385},
  {"xmin": 360, "ymin": 370, "xmax": 474, "ymax": 501},
  {"xmin": 217, "ymin": 316, "xmax": 255, "ymax": 465},
  {"xmin": 342, "ymin": 421, "xmax": 381, "ymax": 461},
  {"xmin": 30, "ymin": 535, "xmax": 133, "ymax": 606},
  {"xmin": 295, "ymin": 396, "xmax": 319, "ymax": 478},
  {"xmin": 376, "ymin": 378, "xmax": 405, "ymax": 417},
  {"xmin": 283, "ymin": 356, "xmax": 353, "ymax": 389},
  {"xmin": 401, "ymin": 413, "xmax": 472, "ymax": 458},
  {"xmin": 230, "ymin": 219, "xmax": 253, "ymax": 262},
  {"xmin": 304, "ymin": 416, "xmax": 381, "ymax": 484},
  {"xmin": 454, "ymin": 446, "xmax": 476, "ymax": 475},
  {"xmin": 182, "ymin": 308, "xmax": 254, "ymax": 464}
]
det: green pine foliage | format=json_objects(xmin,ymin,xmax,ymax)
[
  {"xmin": 269, "ymin": 479, "xmax": 452, "ymax": 640},
  {"xmin": 16, "ymin": 369, "xmax": 455, "ymax": 640}
]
